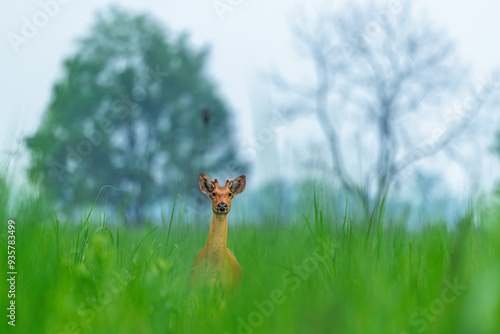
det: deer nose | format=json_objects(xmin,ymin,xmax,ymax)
[{"xmin": 217, "ymin": 202, "xmax": 228, "ymax": 211}]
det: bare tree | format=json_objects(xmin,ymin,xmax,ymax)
[{"xmin": 276, "ymin": 1, "xmax": 496, "ymax": 217}]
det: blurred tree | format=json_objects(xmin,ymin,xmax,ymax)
[
  {"xmin": 26, "ymin": 6, "xmax": 244, "ymax": 223},
  {"xmin": 277, "ymin": 2, "xmax": 496, "ymax": 217}
]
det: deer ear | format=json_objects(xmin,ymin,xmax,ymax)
[
  {"xmin": 230, "ymin": 175, "xmax": 246, "ymax": 195},
  {"xmin": 199, "ymin": 174, "xmax": 213, "ymax": 194}
]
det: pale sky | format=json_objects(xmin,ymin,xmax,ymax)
[{"xmin": 1, "ymin": 0, "xmax": 499, "ymax": 198}]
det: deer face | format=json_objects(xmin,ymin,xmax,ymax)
[{"xmin": 199, "ymin": 174, "xmax": 246, "ymax": 214}]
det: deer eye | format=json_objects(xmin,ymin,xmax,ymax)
[
  {"xmin": 212, "ymin": 192, "xmax": 216, "ymax": 197},
  {"xmin": 228, "ymin": 193, "xmax": 233, "ymax": 197}
]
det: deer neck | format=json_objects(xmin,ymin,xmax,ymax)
[{"xmin": 205, "ymin": 212, "xmax": 228, "ymax": 258}]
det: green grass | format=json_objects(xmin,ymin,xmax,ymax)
[{"xmin": 1, "ymin": 188, "xmax": 500, "ymax": 334}]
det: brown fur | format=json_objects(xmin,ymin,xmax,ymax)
[{"xmin": 190, "ymin": 174, "xmax": 246, "ymax": 290}]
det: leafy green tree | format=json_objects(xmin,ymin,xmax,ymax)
[{"xmin": 26, "ymin": 6, "xmax": 244, "ymax": 223}]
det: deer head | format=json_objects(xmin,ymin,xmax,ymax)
[{"xmin": 199, "ymin": 174, "xmax": 246, "ymax": 214}]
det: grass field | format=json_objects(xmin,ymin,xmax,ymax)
[{"xmin": 1, "ymin": 183, "xmax": 500, "ymax": 334}]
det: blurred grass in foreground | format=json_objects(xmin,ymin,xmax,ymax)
[{"xmin": 1, "ymin": 184, "xmax": 500, "ymax": 334}]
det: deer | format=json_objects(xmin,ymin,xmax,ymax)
[{"xmin": 190, "ymin": 173, "xmax": 246, "ymax": 291}]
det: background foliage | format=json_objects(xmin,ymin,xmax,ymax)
[{"xmin": 25, "ymin": 7, "xmax": 245, "ymax": 223}]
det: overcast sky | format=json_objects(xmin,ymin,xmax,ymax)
[{"xmin": 1, "ymin": 0, "xmax": 499, "ymax": 195}]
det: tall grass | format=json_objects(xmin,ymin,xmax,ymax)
[{"xmin": 1, "ymin": 183, "xmax": 500, "ymax": 334}]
